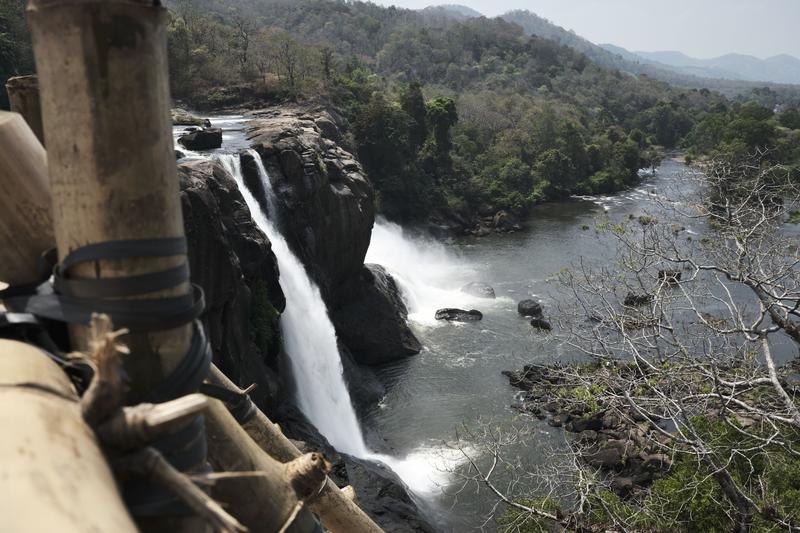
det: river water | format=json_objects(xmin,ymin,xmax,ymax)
[{"xmin": 176, "ymin": 119, "xmax": 797, "ymax": 531}]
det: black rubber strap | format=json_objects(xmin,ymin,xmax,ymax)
[
  {"xmin": 0, "ymin": 237, "xmax": 212, "ymax": 518},
  {"xmin": 59, "ymin": 237, "xmax": 187, "ymax": 271},
  {"xmin": 201, "ymin": 382, "xmax": 258, "ymax": 424}
]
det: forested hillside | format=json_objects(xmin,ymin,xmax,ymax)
[{"xmin": 3, "ymin": 0, "xmax": 799, "ymax": 226}]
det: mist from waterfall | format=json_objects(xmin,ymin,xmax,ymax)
[{"xmin": 366, "ymin": 218, "xmax": 478, "ymax": 326}]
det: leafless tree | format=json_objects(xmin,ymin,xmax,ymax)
[{"xmin": 451, "ymin": 153, "xmax": 800, "ymax": 532}]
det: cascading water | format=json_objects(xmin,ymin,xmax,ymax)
[
  {"xmin": 221, "ymin": 150, "xmax": 464, "ymax": 498},
  {"xmin": 219, "ymin": 152, "xmax": 367, "ymax": 456},
  {"xmin": 366, "ymin": 219, "xmax": 480, "ymax": 325}
]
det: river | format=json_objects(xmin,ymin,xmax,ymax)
[{"xmin": 176, "ymin": 118, "xmax": 797, "ymax": 531}]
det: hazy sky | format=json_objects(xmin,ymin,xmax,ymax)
[{"xmin": 368, "ymin": 0, "xmax": 800, "ymax": 59}]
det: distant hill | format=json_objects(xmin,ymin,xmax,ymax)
[
  {"xmin": 419, "ymin": 4, "xmax": 482, "ymax": 22},
  {"xmin": 500, "ymin": 9, "xmax": 800, "ymax": 98},
  {"xmin": 632, "ymin": 50, "xmax": 800, "ymax": 85}
]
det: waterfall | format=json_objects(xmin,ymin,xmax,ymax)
[
  {"xmin": 221, "ymin": 151, "xmax": 460, "ymax": 496},
  {"xmin": 219, "ymin": 152, "xmax": 368, "ymax": 456},
  {"xmin": 365, "ymin": 218, "xmax": 477, "ymax": 326}
]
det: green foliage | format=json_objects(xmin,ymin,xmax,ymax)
[
  {"xmin": 250, "ymin": 279, "xmax": 280, "ymax": 358},
  {"xmin": 779, "ymin": 107, "xmax": 800, "ymax": 130},
  {"xmin": 0, "ymin": 0, "xmax": 34, "ymax": 109},
  {"xmin": 497, "ymin": 497, "xmax": 563, "ymax": 533}
]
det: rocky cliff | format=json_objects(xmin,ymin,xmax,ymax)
[
  {"xmin": 244, "ymin": 106, "xmax": 421, "ymax": 367},
  {"xmin": 179, "ymin": 159, "xmax": 285, "ymax": 411}
]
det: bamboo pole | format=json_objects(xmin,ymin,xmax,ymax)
[
  {"xmin": 27, "ymin": 1, "xmax": 199, "ymax": 530},
  {"xmin": 26, "ymin": 3, "xmax": 325, "ymax": 532},
  {"xmin": 5, "ymin": 75, "xmax": 44, "ymax": 144},
  {"xmin": 209, "ymin": 366, "xmax": 385, "ymax": 533},
  {"xmin": 0, "ymin": 111, "xmax": 53, "ymax": 286},
  {"xmin": 204, "ymin": 400, "xmax": 323, "ymax": 533},
  {"xmin": 27, "ymin": 0, "xmax": 192, "ymax": 406},
  {"xmin": 0, "ymin": 339, "xmax": 138, "ymax": 533}
]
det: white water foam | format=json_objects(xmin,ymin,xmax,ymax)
[{"xmin": 365, "ymin": 219, "xmax": 482, "ymax": 326}]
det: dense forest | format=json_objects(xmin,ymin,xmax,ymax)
[{"xmin": 2, "ymin": 0, "xmax": 799, "ymax": 224}]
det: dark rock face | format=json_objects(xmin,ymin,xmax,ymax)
[
  {"xmin": 460, "ymin": 281, "xmax": 496, "ymax": 299},
  {"xmin": 178, "ymin": 127, "xmax": 223, "ymax": 151},
  {"xmin": 338, "ymin": 342, "xmax": 386, "ymax": 412},
  {"xmin": 435, "ymin": 308, "xmax": 483, "ymax": 322},
  {"xmin": 518, "ymin": 299, "xmax": 543, "ymax": 317},
  {"xmin": 246, "ymin": 107, "xmax": 375, "ymax": 302},
  {"xmin": 332, "ymin": 265, "xmax": 422, "ymax": 366},
  {"xmin": 179, "ymin": 159, "xmax": 285, "ymax": 412}
]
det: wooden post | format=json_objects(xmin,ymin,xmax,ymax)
[
  {"xmin": 0, "ymin": 339, "xmax": 138, "ymax": 533},
  {"xmin": 209, "ymin": 366, "xmax": 385, "ymax": 533},
  {"xmin": 27, "ymin": 0, "xmax": 192, "ymax": 403},
  {"xmin": 27, "ymin": 1, "xmax": 198, "ymax": 530},
  {"xmin": 0, "ymin": 111, "xmax": 53, "ymax": 286},
  {"xmin": 5, "ymin": 75, "xmax": 44, "ymax": 144}
]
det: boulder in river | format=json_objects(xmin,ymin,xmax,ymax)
[
  {"xmin": 171, "ymin": 108, "xmax": 211, "ymax": 127},
  {"xmin": 530, "ymin": 317, "xmax": 552, "ymax": 331},
  {"xmin": 332, "ymin": 264, "xmax": 422, "ymax": 366},
  {"xmin": 460, "ymin": 281, "xmax": 496, "ymax": 299},
  {"xmin": 493, "ymin": 210, "xmax": 522, "ymax": 233},
  {"xmin": 178, "ymin": 127, "xmax": 223, "ymax": 151},
  {"xmin": 435, "ymin": 308, "xmax": 483, "ymax": 322},
  {"xmin": 518, "ymin": 299, "xmax": 543, "ymax": 317}
]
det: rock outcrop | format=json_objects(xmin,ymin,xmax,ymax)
[
  {"xmin": 179, "ymin": 159, "xmax": 285, "ymax": 411},
  {"xmin": 245, "ymin": 107, "xmax": 374, "ymax": 301},
  {"xmin": 435, "ymin": 308, "xmax": 483, "ymax": 322},
  {"xmin": 244, "ymin": 106, "xmax": 421, "ymax": 369},
  {"xmin": 332, "ymin": 265, "xmax": 422, "ymax": 366},
  {"xmin": 178, "ymin": 127, "xmax": 223, "ymax": 150}
]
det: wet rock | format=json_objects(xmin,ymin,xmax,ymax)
[
  {"xmin": 332, "ymin": 265, "xmax": 422, "ymax": 365},
  {"xmin": 624, "ymin": 292, "xmax": 653, "ymax": 307},
  {"xmin": 518, "ymin": 299, "xmax": 543, "ymax": 317},
  {"xmin": 567, "ymin": 415, "xmax": 604, "ymax": 433},
  {"xmin": 435, "ymin": 308, "xmax": 483, "ymax": 322},
  {"xmin": 493, "ymin": 210, "xmax": 522, "ymax": 232},
  {"xmin": 460, "ymin": 281, "xmax": 496, "ymax": 299},
  {"xmin": 530, "ymin": 317, "xmax": 552, "ymax": 331},
  {"xmin": 178, "ymin": 127, "xmax": 223, "ymax": 150},
  {"xmin": 175, "ymin": 149, "xmax": 186, "ymax": 160}
]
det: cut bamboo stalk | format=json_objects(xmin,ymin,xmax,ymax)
[
  {"xmin": 0, "ymin": 111, "xmax": 53, "ymax": 286},
  {"xmin": 27, "ymin": 0, "xmax": 192, "ymax": 405},
  {"xmin": 208, "ymin": 365, "xmax": 384, "ymax": 533},
  {"xmin": 204, "ymin": 400, "xmax": 322, "ymax": 533},
  {"xmin": 27, "ymin": 1, "xmax": 200, "ymax": 530},
  {"xmin": 5, "ymin": 75, "xmax": 44, "ymax": 144},
  {"xmin": 0, "ymin": 339, "xmax": 137, "ymax": 533}
]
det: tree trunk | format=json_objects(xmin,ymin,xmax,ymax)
[
  {"xmin": 208, "ymin": 365, "xmax": 385, "ymax": 533},
  {"xmin": 5, "ymin": 75, "xmax": 44, "ymax": 144},
  {"xmin": 0, "ymin": 339, "xmax": 137, "ymax": 533},
  {"xmin": 0, "ymin": 111, "xmax": 53, "ymax": 286}
]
